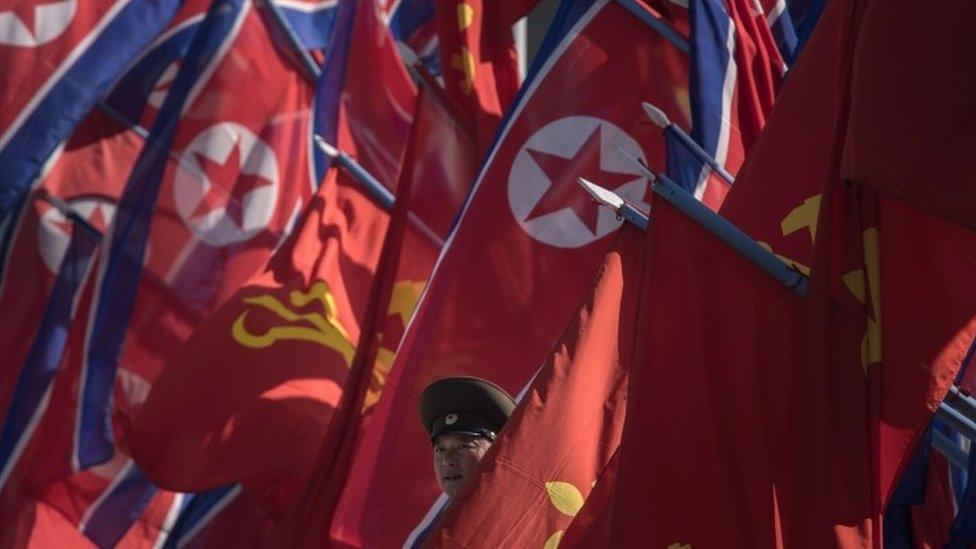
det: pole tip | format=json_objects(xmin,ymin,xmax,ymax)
[
  {"xmin": 313, "ymin": 135, "xmax": 339, "ymax": 158},
  {"xmin": 577, "ymin": 177, "xmax": 625, "ymax": 210},
  {"xmin": 641, "ymin": 101, "xmax": 670, "ymax": 129}
]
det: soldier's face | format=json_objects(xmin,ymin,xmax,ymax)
[{"xmin": 432, "ymin": 433, "xmax": 492, "ymax": 497}]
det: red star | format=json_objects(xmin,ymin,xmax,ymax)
[
  {"xmin": 190, "ymin": 137, "xmax": 273, "ymax": 229},
  {"xmin": 0, "ymin": 0, "xmax": 63, "ymax": 37},
  {"xmin": 525, "ymin": 125, "xmax": 638, "ymax": 235}
]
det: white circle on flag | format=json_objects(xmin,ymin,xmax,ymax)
[
  {"xmin": 174, "ymin": 122, "xmax": 279, "ymax": 247},
  {"xmin": 507, "ymin": 116, "xmax": 648, "ymax": 249},
  {"xmin": 147, "ymin": 60, "xmax": 180, "ymax": 110},
  {"xmin": 0, "ymin": 0, "xmax": 76, "ymax": 47},
  {"xmin": 38, "ymin": 197, "xmax": 115, "ymax": 275}
]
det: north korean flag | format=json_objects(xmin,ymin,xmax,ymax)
[
  {"xmin": 8, "ymin": 0, "xmax": 320, "ymax": 493},
  {"xmin": 0, "ymin": 0, "xmax": 183, "ymax": 220},
  {"xmin": 665, "ymin": 0, "xmax": 782, "ymax": 210},
  {"xmin": 0, "ymin": 0, "xmax": 210, "ymax": 452},
  {"xmin": 328, "ymin": 0, "xmax": 690, "ymax": 546},
  {"xmin": 386, "ymin": 0, "xmax": 440, "ymax": 75}
]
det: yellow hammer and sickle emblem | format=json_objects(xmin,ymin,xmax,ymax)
[
  {"xmin": 841, "ymin": 226, "xmax": 882, "ymax": 373},
  {"xmin": 231, "ymin": 280, "xmax": 356, "ymax": 365}
]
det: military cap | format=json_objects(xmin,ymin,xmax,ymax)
[{"xmin": 420, "ymin": 377, "xmax": 516, "ymax": 443}]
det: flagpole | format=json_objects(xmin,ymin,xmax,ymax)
[
  {"xmin": 577, "ymin": 177, "xmax": 648, "ymax": 230},
  {"xmin": 257, "ymin": 0, "xmax": 322, "ymax": 82},
  {"xmin": 616, "ymin": 0, "xmax": 689, "ymax": 53},
  {"xmin": 396, "ymin": 44, "xmax": 475, "ymax": 134},
  {"xmin": 313, "ymin": 136, "xmax": 445, "ymax": 249},
  {"xmin": 642, "ymin": 101, "xmax": 736, "ymax": 185},
  {"xmin": 654, "ymin": 172, "xmax": 806, "ymax": 293},
  {"xmin": 578, "ymin": 176, "xmax": 976, "ymax": 458}
]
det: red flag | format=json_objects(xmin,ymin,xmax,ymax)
[
  {"xmin": 127, "ymin": 164, "xmax": 386, "ymax": 496},
  {"xmin": 329, "ymin": 0, "xmax": 416, "ymax": 191},
  {"xmin": 0, "ymin": 0, "xmax": 210, "ymax": 431},
  {"xmin": 425, "ymin": 226, "xmax": 643, "ymax": 548},
  {"xmin": 558, "ymin": 449, "xmax": 619, "ymax": 548},
  {"xmin": 276, "ymin": 78, "xmax": 477, "ymax": 546},
  {"xmin": 598, "ymin": 0, "xmax": 976, "ymax": 541},
  {"xmin": 434, "ymin": 0, "xmax": 535, "ymax": 153},
  {"xmin": 720, "ymin": 0, "xmax": 976, "ymax": 522},
  {"xmin": 840, "ymin": 0, "xmax": 976, "ymax": 230},
  {"xmin": 328, "ymin": 2, "xmax": 690, "ymax": 546},
  {"xmin": 719, "ymin": 0, "xmax": 852, "ymax": 273},
  {"xmin": 3, "ymin": 3, "xmax": 322, "ymax": 541},
  {"xmin": 607, "ymin": 193, "xmax": 807, "ymax": 547}
]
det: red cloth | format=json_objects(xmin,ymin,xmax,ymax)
[
  {"xmin": 327, "ymin": 2, "xmax": 690, "ymax": 546},
  {"xmin": 608, "ymin": 193, "xmax": 807, "ymax": 547},
  {"xmin": 841, "ymin": 0, "xmax": 976, "ymax": 230},
  {"xmin": 908, "ymin": 451, "xmax": 955, "ymax": 548},
  {"xmin": 18, "ymin": 0, "xmax": 319, "ymax": 490},
  {"xmin": 434, "ymin": 0, "xmax": 535, "ymax": 154},
  {"xmin": 598, "ymin": 0, "xmax": 976, "ymax": 542},
  {"xmin": 127, "ymin": 165, "xmax": 386, "ymax": 497},
  {"xmin": 334, "ymin": 0, "xmax": 416, "ymax": 190},
  {"xmin": 718, "ymin": 0, "xmax": 855, "ymax": 274},
  {"xmin": 425, "ymin": 227, "xmax": 643, "ymax": 548},
  {"xmin": 275, "ymin": 85, "xmax": 476, "ymax": 547},
  {"xmin": 558, "ymin": 449, "xmax": 619, "ymax": 548}
]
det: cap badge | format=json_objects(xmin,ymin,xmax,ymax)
[{"xmin": 445, "ymin": 413, "xmax": 459, "ymax": 425}]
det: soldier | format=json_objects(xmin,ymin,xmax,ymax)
[{"xmin": 419, "ymin": 376, "xmax": 516, "ymax": 498}]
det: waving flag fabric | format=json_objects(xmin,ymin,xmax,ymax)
[
  {"xmin": 277, "ymin": 84, "xmax": 476, "ymax": 546},
  {"xmin": 129, "ymin": 161, "xmax": 386, "ymax": 496},
  {"xmin": 128, "ymin": 0, "xmax": 410, "ymax": 502},
  {"xmin": 0, "ymin": 2, "xmax": 210, "ymax": 544},
  {"xmin": 0, "ymin": 0, "xmax": 182, "ymax": 220},
  {"xmin": 314, "ymin": 0, "xmax": 416, "ymax": 188},
  {"xmin": 425, "ymin": 226, "xmax": 644, "ymax": 548},
  {"xmin": 327, "ymin": 1, "xmax": 690, "ymax": 546},
  {"xmin": 607, "ymin": 191, "xmax": 807, "ymax": 547},
  {"xmin": 65, "ymin": 0, "xmax": 317, "ymax": 476},
  {"xmin": 1, "ymin": 460, "xmax": 184, "ymax": 548},
  {"xmin": 606, "ymin": 0, "xmax": 976, "ymax": 544},
  {"xmin": 0, "ymin": 6, "xmax": 323, "ymax": 543},
  {"xmin": 0, "ymin": 0, "xmax": 210, "ymax": 468},
  {"xmin": 666, "ymin": 0, "xmax": 782, "ymax": 209},
  {"xmin": 841, "ymin": 0, "xmax": 976, "ymax": 231},
  {"xmin": 387, "ymin": 0, "xmax": 439, "ymax": 75},
  {"xmin": 434, "ymin": 0, "xmax": 529, "ymax": 153}
]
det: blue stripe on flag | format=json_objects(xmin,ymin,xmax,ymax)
[
  {"xmin": 787, "ymin": 0, "xmax": 826, "ymax": 61},
  {"xmin": 883, "ymin": 426, "xmax": 933, "ymax": 549},
  {"xmin": 766, "ymin": 2, "xmax": 798, "ymax": 65},
  {"xmin": 278, "ymin": 1, "xmax": 339, "ymax": 50},
  {"xmin": 104, "ymin": 22, "xmax": 202, "ymax": 124},
  {"xmin": 0, "ymin": 0, "xmax": 182, "ymax": 220},
  {"xmin": 164, "ymin": 484, "xmax": 242, "ymax": 549},
  {"xmin": 0, "ymin": 219, "xmax": 100, "ymax": 490},
  {"xmin": 388, "ymin": 0, "xmax": 434, "ymax": 45},
  {"xmin": 81, "ymin": 463, "xmax": 158, "ymax": 549},
  {"xmin": 672, "ymin": 0, "xmax": 734, "ymax": 196},
  {"xmin": 73, "ymin": 0, "xmax": 249, "ymax": 470}
]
